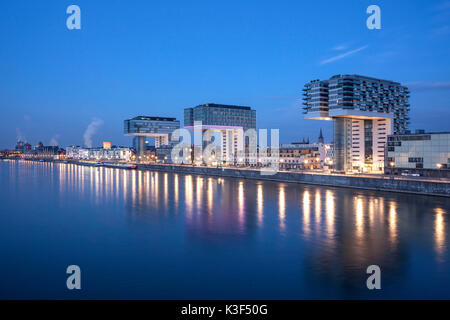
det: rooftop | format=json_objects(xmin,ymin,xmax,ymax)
[
  {"xmin": 389, "ymin": 130, "xmax": 450, "ymax": 136},
  {"xmin": 191, "ymin": 103, "xmax": 252, "ymax": 111},
  {"xmin": 129, "ymin": 116, "xmax": 178, "ymax": 121},
  {"xmin": 329, "ymin": 74, "xmax": 402, "ymax": 85}
]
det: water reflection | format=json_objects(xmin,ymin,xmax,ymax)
[
  {"xmin": 325, "ymin": 190, "xmax": 335, "ymax": 236},
  {"xmin": 302, "ymin": 190, "xmax": 311, "ymax": 237},
  {"xmin": 389, "ymin": 201, "xmax": 398, "ymax": 246},
  {"xmin": 257, "ymin": 184, "xmax": 263, "ymax": 227},
  {"xmin": 315, "ymin": 190, "xmax": 321, "ymax": 223},
  {"xmin": 196, "ymin": 176, "xmax": 203, "ymax": 211},
  {"xmin": 435, "ymin": 207, "xmax": 446, "ymax": 259},
  {"xmin": 238, "ymin": 181, "xmax": 245, "ymax": 230},
  {"xmin": 355, "ymin": 197, "xmax": 364, "ymax": 239},
  {"xmin": 208, "ymin": 178, "xmax": 213, "ymax": 215},
  {"xmin": 5, "ymin": 161, "xmax": 450, "ymax": 298},
  {"xmin": 174, "ymin": 174, "xmax": 179, "ymax": 207},
  {"xmin": 279, "ymin": 186, "xmax": 286, "ymax": 232},
  {"xmin": 185, "ymin": 175, "xmax": 193, "ymax": 219}
]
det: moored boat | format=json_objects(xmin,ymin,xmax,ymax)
[{"xmin": 101, "ymin": 162, "xmax": 136, "ymax": 169}]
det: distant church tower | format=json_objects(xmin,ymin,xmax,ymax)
[{"xmin": 318, "ymin": 128, "xmax": 324, "ymax": 144}]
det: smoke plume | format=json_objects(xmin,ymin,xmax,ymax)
[
  {"xmin": 83, "ymin": 118, "xmax": 104, "ymax": 148},
  {"xmin": 49, "ymin": 134, "xmax": 60, "ymax": 146},
  {"xmin": 16, "ymin": 128, "xmax": 26, "ymax": 142}
]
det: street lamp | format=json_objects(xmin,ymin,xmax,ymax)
[
  {"xmin": 389, "ymin": 161, "xmax": 395, "ymax": 179},
  {"xmin": 437, "ymin": 163, "xmax": 442, "ymax": 179}
]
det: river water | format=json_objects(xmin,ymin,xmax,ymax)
[{"xmin": 0, "ymin": 160, "xmax": 449, "ymax": 299}]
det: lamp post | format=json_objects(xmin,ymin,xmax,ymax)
[
  {"xmin": 389, "ymin": 161, "xmax": 395, "ymax": 179},
  {"xmin": 437, "ymin": 163, "xmax": 442, "ymax": 180}
]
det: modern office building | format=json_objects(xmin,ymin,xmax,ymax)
[
  {"xmin": 124, "ymin": 116, "xmax": 180, "ymax": 161},
  {"xmin": 385, "ymin": 130, "xmax": 450, "ymax": 178},
  {"xmin": 184, "ymin": 104, "xmax": 257, "ymax": 165},
  {"xmin": 184, "ymin": 103, "xmax": 256, "ymax": 131},
  {"xmin": 303, "ymin": 74, "xmax": 410, "ymax": 172}
]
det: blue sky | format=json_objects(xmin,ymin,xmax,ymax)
[{"xmin": 1, "ymin": 0, "xmax": 449, "ymax": 148}]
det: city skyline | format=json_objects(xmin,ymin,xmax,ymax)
[
  {"xmin": 1, "ymin": 0, "xmax": 450, "ymax": 304},
  {"xmin": 1, "ymin": 0, "xmax": 450, "ymax": 149}
]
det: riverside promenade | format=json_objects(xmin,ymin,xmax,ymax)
[{"xmin": 137, "ymin": 163, "xmax": 450, "ymax": 197}]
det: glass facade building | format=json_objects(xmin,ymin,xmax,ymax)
[
  {"xmin": 124, "ymin": 116, "xmax": 180, "ymax": 160},
  {"xmin": 303, "ymin": 75, "xmax": 410, "ymax": 134},
  {"xmin": 385, "ymin": 131, "xmax": 450, "ymax": 178},
  {"xmin": 303, "ymin": 75, "xmax": 409, "ymax": 172},
  {"xmin": 302, "ymin": 80, "xmax": 329, "ymax": 118},
  {"xmin": 184, "ymin": 103, "xmax": 256, "ymax": 131},
  {"xmin": 124, "ymin": 116, "xmax": 180, "ymax": 136},
  {"xmin": 184, "ymin": 104, "xmax": 256, "ymax": 165}
]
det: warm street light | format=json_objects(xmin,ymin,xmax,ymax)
[
  {"xmin": 389, "ymin": 161, "xmax": 395, "ymax": 179},
  {"xmin": 437, "ymin": 163, "xmax": 443, "ymax": 180}
]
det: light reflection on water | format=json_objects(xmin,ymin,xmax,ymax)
[
  {"xmin": 435, "ymin": 207, "xmax": 446, "ymax": 260},
  {"xmin": 1, "ymin": 160, "xmax": 450, "ymax": 299}
]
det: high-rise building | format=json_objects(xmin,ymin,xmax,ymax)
[
  {"xmin": 303, "ymin": 74, "xmax": 410, "ymax": 172},
  {"xmin": 184, "ymin": 103, "xmax": 256, "ymax": 131},
  {"xmin": 124, "ymin": 116, "xmax": 180, "ymax": 161},
  {"xmin": 184, "ymin": 104, "xmax": 257, "ymax": 165}
]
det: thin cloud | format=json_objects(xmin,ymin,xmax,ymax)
[
  {"xmin": 320, "ymin": 45, "xmax": 368, "ymax": 65},
  {"xmin": 405, "ymin": 81, "xmax": 450, "ymax": 91},
  {"xmin": 332, "ymin": 44, "xmax": 348, "ymax": 51}
]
